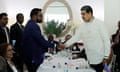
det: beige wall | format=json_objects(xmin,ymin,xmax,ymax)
[
  {"xmin": 1, "ymin": 0, "xmax": 119, "ymax": 36},
  {"xmin": 0, "ymin": 0, "xmax": 103, "ymax": 26},
  {"xmin": 105, "ymin": 0, "xmax": 120, "ymax": 35}
]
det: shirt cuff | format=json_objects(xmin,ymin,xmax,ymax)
[
  {"xmin": 104, "ymin": 56, "xmax": 109, "ymax": 59},
  {"xmin": 65, "ymin": 42, "xmax": 70, "ymax": 47}
]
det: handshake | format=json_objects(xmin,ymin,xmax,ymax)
[
  {"xmin": 57, "ymin": 41, "xmax": 84, "ymax": 50},
  {"xmin": 57, "ymin": 43, "xmax": 66, "ymax": 51}
]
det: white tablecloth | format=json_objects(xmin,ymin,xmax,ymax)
[
  {"xmin": 37, "ymin": 52, "xmax": 96, "ymax": 72},
  {"xmin": 37, "ymin": 67, "xmax": 95, "ymax": 72}
]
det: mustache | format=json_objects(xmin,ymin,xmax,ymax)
[{"xmin": 37, "ymin": 19, "xmax": 43, "ymax": 23}]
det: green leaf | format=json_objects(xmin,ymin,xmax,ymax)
[{"xmin": 44, "ymin": 20, "xmax": 65, "ymax": 37}]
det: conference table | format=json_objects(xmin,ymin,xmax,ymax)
[{"xmin": 37, "ymin": 51, "xmax": 96, "ymax": 72}]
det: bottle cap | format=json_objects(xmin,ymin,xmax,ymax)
[
  {"xmin": 53, "ymin": 65, "xmax": 56, "ymax": 68},
  {"xmin": 65, "ymin": 62, "xmax": 68, "ymax": 65},
  {"xmin": 76, "ymin": 67, "xmax": 79, "ymax": 70}
]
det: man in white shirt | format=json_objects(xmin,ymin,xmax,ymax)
[{"xmin": 64, "ymin": 5, "xmax": 111, "ymax": 72}]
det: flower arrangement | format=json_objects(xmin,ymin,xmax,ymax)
[
  {"xmin": 44, "ymin": 20, "xmax": 66, "ymax": 37},
  {"xmin": 44, "ymin": 19, "xmax": 75, "ymax": 38}
]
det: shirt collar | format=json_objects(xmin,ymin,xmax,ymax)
[{"xmin": 17, "ymin": 22, "xmax": 22, "ymax": 25}]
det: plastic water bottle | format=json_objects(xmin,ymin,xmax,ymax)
[
  {"xmin": 57, "ymin": 63, "xmax": 61, "ymax": 72},
  {"xmin": 64, "ymin": 62, "xmax": 68, "ymax": 72},
  {"xmin": 57, "ymin": 63, "xmax": 61, "ymax": 69},
  {"xmin": 48, "ymin": 48, "xmax": 50, "ymax": 53},
  {"xmin": 48, "ymin": 48, "xmax": 53, "ymax": 54},
  {"xmin": 68, "ymin": 49, "xmax": 72, "ymax": 60},
  {"xmin": 75, "ymin": 66, "xmax": 79, "ymax": 72},
  {"xmin": 53, "ymin": 44, "xmax": 56, "ymax": 54},
  {"xmin": 52, "ymin": 65, "xmax": 56, "ymax": 72}
]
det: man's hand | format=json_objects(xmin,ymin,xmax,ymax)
[
  {"xmin": 58, "ymin": 43, "xmax": 66, "ymax": 51},
  {"xmin": 103, "ymin": 58, "xmax": 109, "ymax": 65}
]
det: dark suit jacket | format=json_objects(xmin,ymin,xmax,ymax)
[
  {"xmin": 0, "ymin": 26, "xmax": 11, "ymax": 44},
  {"xmin": 112, "ymin": 43, "xmax": 120, "ymax": 60},
  {"xmin": 22, "ymin": 19, "xmax": 54, "ymax": 64},
  {"xmin": 10, "ymin": 23, "xmax": 24, "ymax": 54},
  {"xmin": 0, "ymin": 56, "xmax": 7, "ymax": 72},
  {"xmin": 7, "ymin": 63, "xmax": 14, "ymax": 72}
]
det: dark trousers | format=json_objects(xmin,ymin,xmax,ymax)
[
  {"xmin": 90, "ymin": 62, "xmax": 104, "ymax": 72},
  {"xmin": 17, "ymin": 56, "xmax": 24, "ymax": 72},
  {"xmin": 12, "ymin": 53, "xmax": 24, "ymax": 72},
  {"xmin": 25, "ymin": 61, "xmax": 40, "ymax": 72},
  {"xmin": 114, "ymin": 60, "xmax": 120, "ymax": 72}
]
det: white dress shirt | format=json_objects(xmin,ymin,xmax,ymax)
[
  {"xmin": 3, "ymin": 27, "xmax": 10, "ymax": 44},
  {"xmin": 66, "ymin": 18, "xmax": 111, "ymax": 64},
  {"xmin": 17, "ymin": 22, "xmax": 23, "ymax": 30}
]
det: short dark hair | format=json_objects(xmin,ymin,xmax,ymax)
[
  {"xmin": 0, "ymin": 43, "xmax": 11, "ymax": 57},
  {"xmin": 16, "ymin": 13, "xmax": 24, "ymax": 19},
  {"xmin": 0, "ymin": 13, "xmax": 8, "ymax": 19},
  {"xmin": 81, "ymin": 5, "xmax": 93, "ymax": 14},
  {"xmin": 30, "ymin": 8, "xmax": 42, "ymax": 18}
]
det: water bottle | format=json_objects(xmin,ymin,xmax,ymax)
[
  {"xmin": 57, "ymin": 63, "xmax": 61, "ymax": 72},
  {"xmin": 48, "ymin": 48, "xmax": 53, "ymax": 54},
  {"xmin": 75, "ymin": 66, "xmax": 79, "ymax": 72},
  {"xmin": 48, "ymin": 48, "xmax": 50, "ymax": 53},
  {"xmin": 57, "ymin": 63, "xmax": 61, "ymax": 69},
  {"xmin": 68, "ymin": 48, "xmax": 72, "ymax": 60},
  {"xmin": 52, "ymin": 65, "xmax": 56, "ymax": 72},
  {"xmin": 85, "ymin": 61, "xmax": 90, "ymax": 69},
  {"xmin": 53, "ymin": 44, "xmax": 56, "ymax": 54},
  {"xmin": 64, "ymin": 62, "xmax": 68, "ymax": 72}
]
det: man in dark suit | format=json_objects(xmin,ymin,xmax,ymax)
[
  {"xmin": 10, "ymin": 13, "xmax": 24, "ymax": 72},
  {"xmin": 22, "ymin": 8, "xmax": 54, "ymax": 72},
  {"xmin": 0, "ymin": 13, "xmax": 11, "ymax": 44}
]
